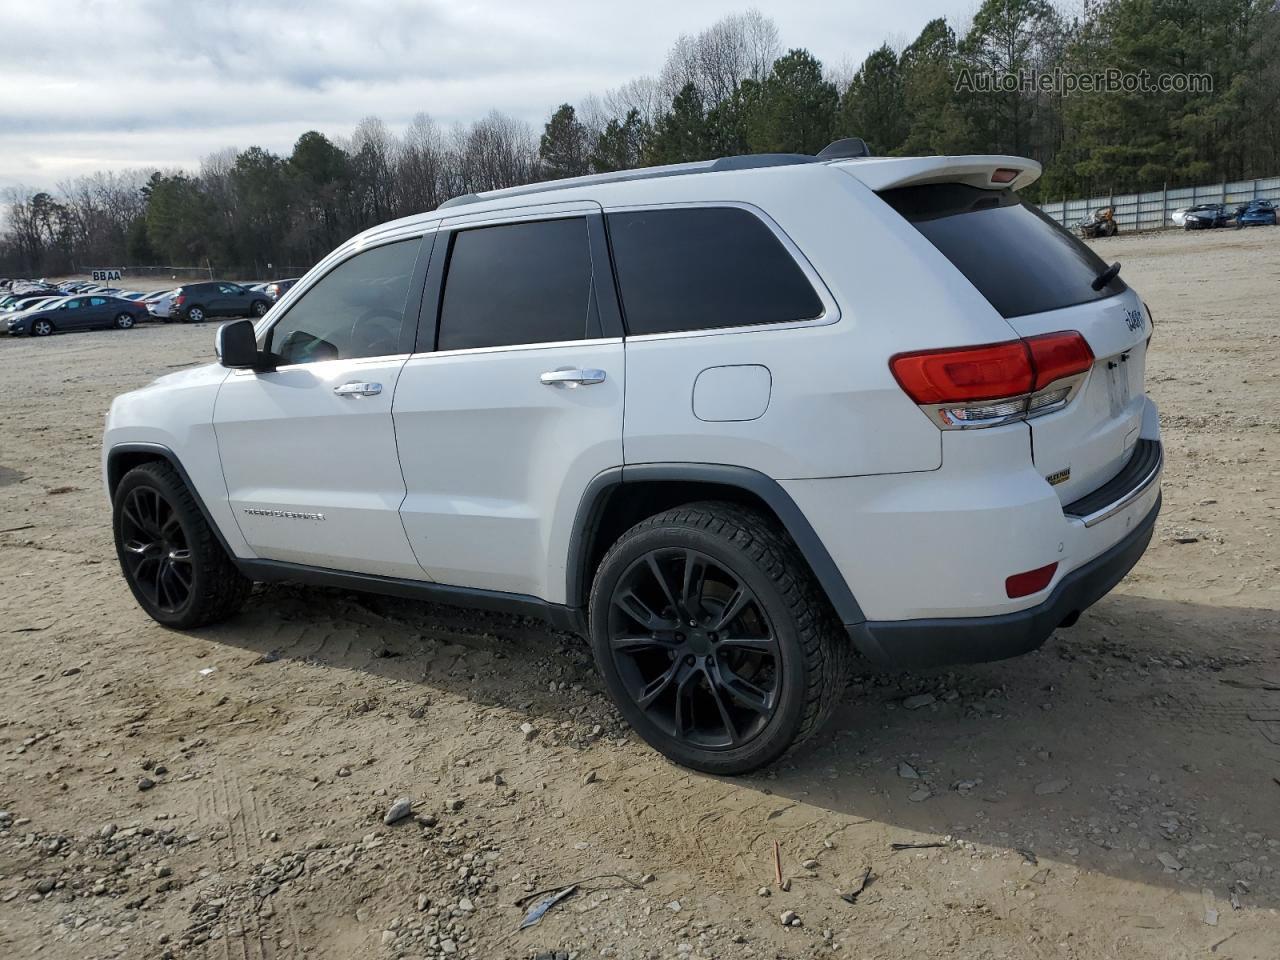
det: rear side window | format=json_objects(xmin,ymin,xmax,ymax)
[
  {"xmin": 880, "ymin": 184, "xmax": 1125, "ymax": 318},
  {"xmin": 437, "ymin": 218, "xmax": 594, "ymax": 351},
  {"xmin": 606, "ymin": 207, "xmax": 823, "ymax": 336}
]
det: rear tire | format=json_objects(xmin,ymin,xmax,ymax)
[
  {"xmin": 112, "ymin": 461, "xmax": 251, "ymax": 628},
  {"xmin": 251, "ymin": 300, "xmax": 268, "ymax": 317},
  {"xmin": 185, "ymin": 306, "xmax": 205, "ymax": 324},
  {"xmin": 588, "ymin": 501, "xmax": 848, "ymax": 775},
  {"xmin": 114, "ymin": 312, "xmax": 135, "ymax": 329}
]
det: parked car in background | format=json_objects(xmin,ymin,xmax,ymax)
[
  {"xmin": 146, "ymin": 289, "xmax": 180, "ymax": 321},
  {"xmin": 2, "ymin": 294, "xmax": 60, "ymax": 314},
  {"xmin": 1234, "ymin": 199, "xmax": 1277, "ymax": 228},
  {"xmin": 1077, "ymin": 206, "xmax": 1118, "ymax": 238},
  {"xmin": 1182, "ymin": 203, "xmax": 1230, "ymax": 229},
  {"xmin": 7, "ymin": 295, "xmax": 147, "ymax": 336},
  {"xmin": 1173, "ymin": 203, "xmax": 1226, "ymax": 228},
  {"xmin": 265, "ymin": 278, "xmax": 298, "ymax": 301},
  {"xmin": 170, "ymin": 281, "xmax": 271, "ymax": 323}
]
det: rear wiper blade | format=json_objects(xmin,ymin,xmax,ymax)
[{"xmin": 1091, "ymin": 261, "xmax": 1121, "ymax": 291}]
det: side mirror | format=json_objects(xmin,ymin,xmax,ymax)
[{"xmin": 216, "ymin": 319, "xmax": 266, "ymax": 369}]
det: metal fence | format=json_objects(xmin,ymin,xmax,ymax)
[{"xmin": 1039, "ymin": 175, "xmax": 1280, "ymax": 232}]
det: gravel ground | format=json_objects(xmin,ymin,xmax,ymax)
[{"xmin": 1, "ymin": 227, "xmax": 1278, "ymax": 960}]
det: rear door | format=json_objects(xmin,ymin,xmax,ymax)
[
  {"xmin": 393, "ymin": 204, "xmax": 625, "ymax": 602},
  {"xmin": 880, "ymin": 181, "xmax": 1150, "ymax": 505}
]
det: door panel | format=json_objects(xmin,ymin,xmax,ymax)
[
  {"xmin": 214, "ymin": 356, "xmax": 424, "ymax": 578},
  {"xmin": 212, "ymin": 235, "xmax": 430, "ymax": 578},
  {"xmin": 394, "ymin": 341, "xmax": 623, "ymax": 600},
  {"xmin": 393, "ymin": 205, "xmax": 624, "ymax": 603}
]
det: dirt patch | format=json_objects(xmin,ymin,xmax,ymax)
[{"xmin": 1, "ymin": 228, "xmax": 1278, "ymax": 959}]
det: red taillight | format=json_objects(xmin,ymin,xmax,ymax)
[
  {"xmin": 891, "ymin": 332, "xmax": 1094, "ymax": 428},
  {"xmin": 890, "ymin": 341, "xmax": 1032, "ymax": 405},
  {"xmin": 1027, "ymin": 331, "xmax": 1094, "ymax": 390},
  {"xmin": 174, "ymin": 295, "xmax": 185, "ymax": 305},
  {"xmin": 892, "ymin": 332, "xmax": 1093, "ymax": 404},
  {"xmin": 991, "ymin": 168, "xmax": 1020, "ymax": 184},
  {"xmin": 1006, "ymin": 562, "xmax": 1058, "ymax": 598}
]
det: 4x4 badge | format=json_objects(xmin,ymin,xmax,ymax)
[{"xmin": 1124, "ymin": 308, "xmax": 1145, "ymax": 332}]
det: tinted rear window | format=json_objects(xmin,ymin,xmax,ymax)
[
  {"xmin": 880, "ymin": 184, "xmax": 1125, "ymax": 318},
  {"xmin": 437, "ymin": 218, "xmax": 594, "ymax": 351},
  {"xmin": 607, "ymin": 207, "xmax": 823, "ymax": 335}
]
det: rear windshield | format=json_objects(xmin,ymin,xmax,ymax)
[{"xmin": 880, "ymin": 184, "xmax": 1125, "ymax": 318}]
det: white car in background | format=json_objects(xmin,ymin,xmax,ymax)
[
  {"xmin": 103, "ymin": 142, "xmax": 1162, "ymax": 774},
  {"xmin": 145, "ymin": 289, "xmax": 180, "ymax": 321},
  {"xmin": 1170, "ymin": 203, "xmax": 1223, "ymax": 227}
]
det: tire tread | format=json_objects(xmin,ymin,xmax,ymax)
[{"xmin": 116, "ymin": 462, "xmax": 250, "ymax": 627}]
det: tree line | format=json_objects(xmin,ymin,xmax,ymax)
[{"xmin": 3, "ymin": 0, "xmax": 1277, "ymax": 278}]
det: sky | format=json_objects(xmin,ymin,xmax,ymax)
[{"xmin": 0, "ymin": 0, "xmax": 974, "ymax": 192}]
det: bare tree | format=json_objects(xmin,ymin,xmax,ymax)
[
  {"xmin": 397, "ymin": 113, "xmax": 449, "ymax": 214},
  {"xmin": 605, "ymin": 75, "xmax": 663, "ymax": 129},
  {"xmin": 658, "ymin": 9, "xmax": 780, "ymax": 105}
]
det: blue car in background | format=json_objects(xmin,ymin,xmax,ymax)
[{"xmin": 1233, "ymin": 200, "xmax": 1277, "ymax": 228}]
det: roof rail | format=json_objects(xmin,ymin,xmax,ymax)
[{"xmin": 436, "ymin": 140, "xmax": 869, "ymax": 210}]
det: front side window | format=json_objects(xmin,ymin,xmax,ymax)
[
  {"xmin": 265, "ymin": 239, "xmax": 419, "ymax": 365},
  {"xmin": 436, "ymin": 217, "xmax": 594, "ymax": 351},
  {"xmin": 219, "ymin": 284, "xmax": 241, "ymax": 295},
  {"xmin": 606, "ymin": 207, "xmax": 824, "ymax": 336}
]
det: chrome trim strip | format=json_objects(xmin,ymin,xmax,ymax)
[
  {"xmin": 1070, "ymin": 442, "xmax": 1163, "ymax": 528},
  {"xmin": 408, "ymin": 337, "xmax": 622, "ymax": 359}
]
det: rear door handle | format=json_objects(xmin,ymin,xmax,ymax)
[
  {"xmin": 540, "ymin": 368, "xmax": 606, "ymax": 387},
  {"xmin": 334, "ymin": 381, "xmax": 382, "ymax": 397}
]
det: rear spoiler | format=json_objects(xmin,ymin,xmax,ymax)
[{"xmin": 832, "ymin": 155, "xmax": 1042, "ymax": 193}]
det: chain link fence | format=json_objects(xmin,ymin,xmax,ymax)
[{"xmin": 1040, "ymin": 175, "xmax": 1280, "ymax": 232}]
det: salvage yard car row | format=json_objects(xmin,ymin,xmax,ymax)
[{"xmin": 0, "ymin": 275, "xmax": 300, "ymax": 335}]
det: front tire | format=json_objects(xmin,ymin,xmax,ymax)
[
  {"xmin": 112, "ymin": 462, "xmax": 251, "ymax": 628},
  {"xmin": 32, "ymin": 319, "xmax": 53, "ymax": 336},
  {"xmin": 589, "ymin": 502, "xmax": 848, "ymax": 775},
  {"xmin": 114, "ymin": 312, "xmax": 135, "ymax": 329}
]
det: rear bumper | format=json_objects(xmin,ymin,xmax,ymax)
[{"xmin": 849, "ymin": 492, "xmax": 1160, "ymax": 668}]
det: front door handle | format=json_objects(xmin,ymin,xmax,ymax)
[
  {"xmin": 334, "ymin": 381, "xmax": 382, "ymax": 397},
  {"xmin": 540, "ymin": 368, "xmax": 606, "ymax": 387}
]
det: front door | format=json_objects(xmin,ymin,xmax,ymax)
[
  {"xmin": 213, "ymin": 235, "xmax": 430, "ymax": 578},
  {"xmin": 394, "ymin": 207, "xmax": 625, "ymax": 603}
]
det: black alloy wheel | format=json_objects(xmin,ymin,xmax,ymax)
[
  {"xmin": 118, "ymin": 485, "xmax": 194, "ymax": 615},
  {"xmin": 112, "ymin": 461, "xmax": 251, "ymax": 628},
  {"xmin": 589, "ymin": 502, "xmax": 848, "ymax": 775},
  {"xmin": 608, "ymin": 547, "xmax": 781, "ymax": 750}
]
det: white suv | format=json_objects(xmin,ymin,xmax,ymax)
[{"xmin": 103, "ymin": 141, "xmax": 1162, "ymax": 774}]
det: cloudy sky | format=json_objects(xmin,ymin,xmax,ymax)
[{"xmin": 1, "ymin": 0, "xmax": 973, "ymax": 192}]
